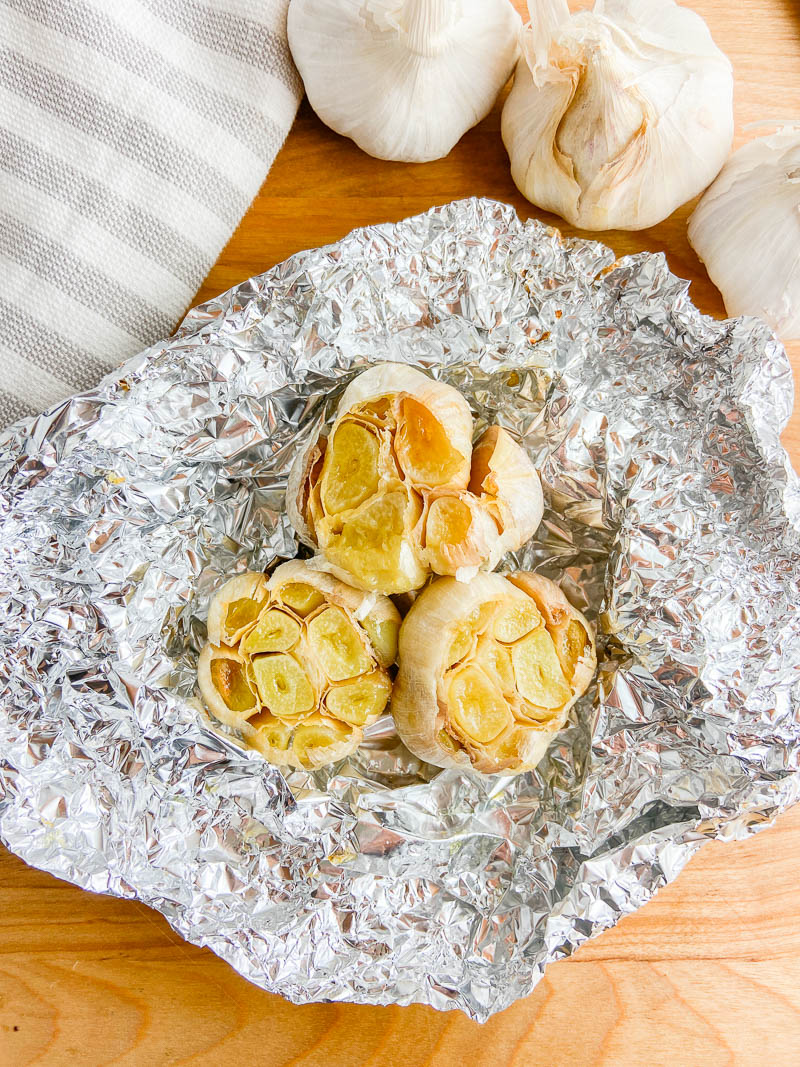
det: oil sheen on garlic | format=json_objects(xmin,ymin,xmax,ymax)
[
  {"xmin": 287, "ymin": 0, "xmax": 521, "ymax": 162},
  {"xmin": 391, "ymin": 571, "xmax": 597, "ymax": 774},
  {"xmin": 197, "ymin": 560, "xmax": 400, "ymax": 769},
  {"xmin": 502, "ymin": 0, "xmax": 734, "ymax": 231},
  {"xmin": 286, "ymin": 363, "xmax": 544, "ymax": 594}
]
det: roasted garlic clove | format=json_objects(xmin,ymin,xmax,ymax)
[
  {"xmin": 337, "ymin": 363, "xmax": 474, "ymax": 488},
  {"xmin": 197, "ymin": 643, "xmax": 259, "ymax": 729},
  {"xmin": 321, "ymin": 485, "xmax": 428, "ymax": 595},
  {"xmin": 422, "ymin": 491, "xmax": 502, "ymax": 579},
  {"xmin": 206, "ymin": 572, "xmax": 268, "ymax": 647},
  {"xmin": 245, "ymin": 711, "xmax": 356, "ymax": 771},
  {"xmin": 391, "ymin": 572, "xmax": 596, "ymax": 774},
  {"xmin": 325, "ymin": 671, "xmax": 393, "ymax": 726},
  {"xmin": 250, "ymin": 650, "xmax": 317, "ymax": 718},
  {"xmin": 287, "ymin": 364, "xmax": 543, "ymax": 593},
  {"xmin": 306, "ymin": 605, "xmax": 372, "ymax": 680},
  {"xmin": 240, "ymin": 608, "xmax": 302, "ymax": 656},
  {"xmin": 197, "ymin": 559, "xmax": 400, "ymax": 769},
  {"xmin": 506, "ymin": 571, "xmax": 597, "ymax": 702}
]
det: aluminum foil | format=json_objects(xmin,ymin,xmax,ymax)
[{"xmin": 1, "ymin": 198, "xmax": 799, "ymax": 1021}]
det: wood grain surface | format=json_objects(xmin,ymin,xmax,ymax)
[{"xmin": 2, "ymin": 1, "xmax": 800, "ymax": 1063}]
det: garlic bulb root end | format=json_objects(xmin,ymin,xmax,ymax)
[{"xmin": 288, "ymin": 0, "xmax": 522, "ymax": 163}]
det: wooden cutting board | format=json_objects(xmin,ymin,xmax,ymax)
[{"xmin": 2, "ymin": 1, "xmax": 799, "ymax": 1062}]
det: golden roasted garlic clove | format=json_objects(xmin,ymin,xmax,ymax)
[
  {"xmin": 391, "ymin": 571, "xmax": 596, "ymax": 774},
  {"xmin": 197, "ymin": 643, "xmax": 258, "ymax": 729},
  {"xmin": 287, "ymin": 364, "xmax": 543, "ymax": 593},
  {"xmin": 197, "ymin": 560, "xmax": 400, "ymax": 769},
  {"xmin": 422, "ymin": 491, "xmax": 501, "ymax": 580},
  {"xmin": 206, "ymin": 572, "xmax": 268, "ymax": 647}
]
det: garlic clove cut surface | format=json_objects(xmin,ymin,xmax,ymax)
[
  {"xmin": 688, "ymin": 127, "xmax": 800, "ymax": 339},
  {"xmin": 287, "ymin": 0, "xmax": 521, "ymax": 163},
  {"xmin": 391, "ymin": 571, "xmax": 596, "ymax": 774},
  {"xmin": 197, "ymin": 643, "xmax": 259, "ymax": 729},
  {"xmin": 287, "ymin": 364, "xmax": 544, "ymax": 593},
  {"xmin": 502, "ymin": 0, "xmax": 734, "ymax": 231},
  {"xmin": 206, "ymin": 572, "xmax": 268, "ymax": 647},
  {"xmin": 336, "ymin": 363, "xmax": 473, "ymax": 485},
  {"xmin": 423, "ymin": 492, "xmax": 499, "ymax": 572},
  {"xmin": 196, "ymin": 559, "xmax": 400, "ymax": 769}
]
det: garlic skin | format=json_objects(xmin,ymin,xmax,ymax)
[
  {"xmin": 688, "ymin": 128, "xmax": 800, "ymax": 339},
  {"xmin": 468, "ymin": 425, "xmax": 544, "ymax": 562},
  {"xmin": 391, "ymin": 572, "xmax": 596, "ymax": 775},
  {"xmin": 287, "ymin": 0, "xmax": 521, "ymax": 163},
  {"xmin": 502, "ymin": 0, "xmax": 734, "ymax": 231},
  {"xmin": 287, "ymin": 364, "xmax": 544, "ymax": 594},
  {"xmin": 197, "ymin": 563, "xmax": 400, "ymax": 769}
]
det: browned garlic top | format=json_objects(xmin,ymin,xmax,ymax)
[
  {"xmin": 197, "ymin": 560, "xmax": 399, "ymax": 769},
  {"xmin": 287, "ymin": 363, "xmax": 543, "ymax": 594},
  {"xmin": 391, "ymin": 571, "xmax": 596, "ymax": 775}
]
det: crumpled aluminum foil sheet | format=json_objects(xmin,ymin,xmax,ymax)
[{"xmin": 1, "ymin": 198, "xmax": 799, "ymax": 1021}]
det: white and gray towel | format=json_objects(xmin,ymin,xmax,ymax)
[{"xmin": 0, "ymin": 0, "xmax": 302, "ymax": 429}]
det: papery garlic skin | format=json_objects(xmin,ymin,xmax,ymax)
[
  {"xmin": 197, "ymin": 562, "xmax": 400, "ymax": 769},
  {"xmin": 391, "ymin": 572, "xmax": 596, "ymax": 774},
  {"xmin": 688, "ymin": 128, "xmax": 800, "ymax": 339},
  {"xmin": 288, "ymin": 0, "xmax": 521, "ymax": 163},
  {"xmin": 468, "ymin": 425, "xmax": 544, "ymax": 563},
  {"xmin": 502, "ymin": 0, "xmax": 734, "ymax": 231},
  {"xmin": 287, "ymin": 364, "xmax": 544, "ymax": 593}
]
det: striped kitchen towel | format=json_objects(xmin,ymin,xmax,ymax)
[{"xmin": 0, "ymin": 0, "xmax": 302, "ymax": 430}]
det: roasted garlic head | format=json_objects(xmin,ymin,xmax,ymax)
[
  {"xmin": 287, "ymin": 364, "xmax": 543, "ymax": 594},
  {"xmin": 391, "ymin": 572, "xmax": 596, "ymax": 774},
  {"xmin": 197, "ymin": 560, "xmax": 400, "ymax": 769}
]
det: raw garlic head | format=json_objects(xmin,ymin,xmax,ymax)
[
  {"xmin": 287, "ymin": 363, "xmax": 544, "ymax": 594},
  {"xmin": 502, "ymin": 0, "xmax": 734, "ymax": 230},
  {"xmin": 197, "ymin": 561, "xmax": 400, "ymax": 769},
  {"xmin": 287, "ymin": 0, "xmax": 521, "ymax": 162},
  {"xmin": 391, "ymin": 571, "xmax": 596, "ymax": 774},
  {"xmin": 688, "ymin": 127, "xmax": 800, "ymax": 339}
]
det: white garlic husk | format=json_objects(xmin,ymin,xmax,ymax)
[
  {"xmin": 501, "ymin": 0, "xmax": 734, "ymax": 231},
  {"xmin": 287, "ymin": 0, "xmax": 521, "ymax": 163},
  {"xmin": 688, "ymin": 127, "xmax": 800, "ymax": 339},
  {"xmin": 468, "ymin": 425, "xmax": 544, "ymax": 560}
]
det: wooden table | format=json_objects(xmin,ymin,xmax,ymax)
[{"xmin": 2, "ymin": 1, "xmax": 799, "ymax": 1063}]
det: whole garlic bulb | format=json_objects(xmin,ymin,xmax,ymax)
[
  {"xmin": 287, "ymin": 363, "xmax": 544, "ymax": 594},
  {"xmin": 197, "ymin": 561, "xmax": 400, "ymax": 770},
  {"xmin": 391, "ymin": 571, "xmax": 596, "ymax": 775},
  {"xmin": 287, "ymin": 0, "xmax": 521, "ymax": 162},
  {"xmin": 502, "ymin": 0, "xmax": 734, "ymax": 230},
  {"xmin": 688, "ymin": 127, "xmax": 800, "ymax": 339}
]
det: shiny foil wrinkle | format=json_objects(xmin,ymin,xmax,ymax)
[{"xmin": 1, "ymin": 199, "xmax": 799, "ymax": 1020}]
